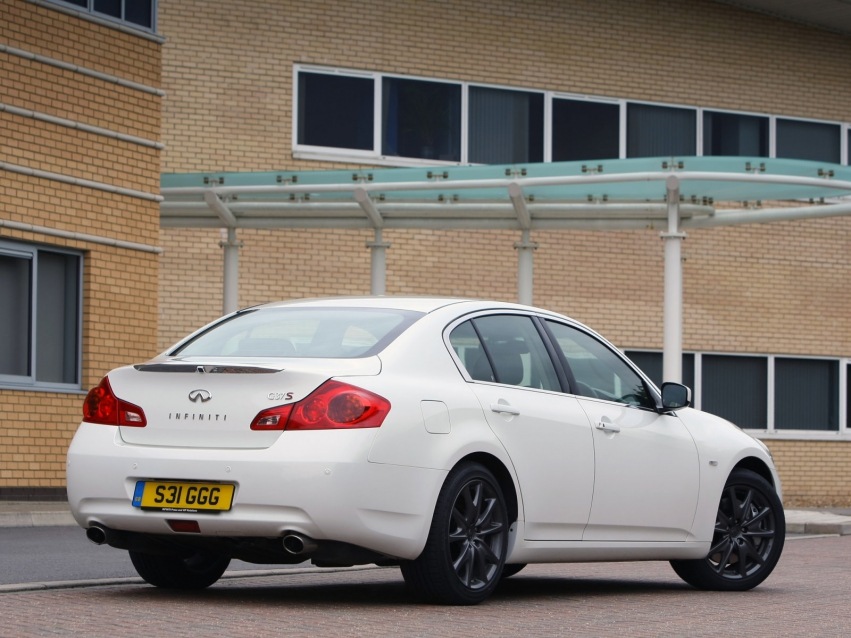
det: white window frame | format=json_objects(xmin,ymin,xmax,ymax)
[
  {"xmin": 0, "ymin": 239, "xmax": 84, "ymax": 393},
  {"xmin": 292, "ymin": 64, "xmax": 851, "ymax": 169}
]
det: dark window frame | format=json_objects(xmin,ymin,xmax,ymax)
[{"xmin": 45, "ymin": 0, "xmax": 157, "ymax": 32}]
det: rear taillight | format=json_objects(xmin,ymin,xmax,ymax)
[
  {"xmin": 250, "ymin": 380, "xmax": 390, "ymax": 431},
  {"xmin": 82, "ymin": 377, "xmax": 147, "ymax": 427}
]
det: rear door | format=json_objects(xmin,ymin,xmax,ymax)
[
  {"xmin": 542, "ymin": 320, "xmax": 700, "ymax": 542},
  {"xmin": 448, "ymin": 314, "xmax": 595, "ymax": 541}
]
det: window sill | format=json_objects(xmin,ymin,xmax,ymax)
[
  {"xmin": 293, "ymin": 150, "xmax": 466, "ymax": 169},
  {"xmin": 0, "ymin": 384, "xmax": 86, "ymax": 396},
  {"xmin": 746, "ymin": 429, "xmax": 851, "ymax": 442}
]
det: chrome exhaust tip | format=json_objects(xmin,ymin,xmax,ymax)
[
  {"xmin": 282, "ymin": 533, "xmax": 318, "ymax": 555},
  {"xmin": 86, "ymin": 526, "xmax": 108, "ymax": 545}
]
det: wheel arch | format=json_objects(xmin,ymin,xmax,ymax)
[
  {"xmin": 455, "ymin": 452, "xmax": 519, "ymax": 525},
  {"xmin": 732, "ymin": 456, "xmax": 774, "ymax": 488}
]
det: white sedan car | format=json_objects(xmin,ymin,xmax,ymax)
[{"xmin": 67, "ymin": 297, "xmax": 784, "ymax": 605}]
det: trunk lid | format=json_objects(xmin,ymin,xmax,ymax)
[{"xmin": 109, "ymin": 357, "xmax": 381, "ymax": 448}]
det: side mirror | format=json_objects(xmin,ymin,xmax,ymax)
[{"xmin": 661, "ymin": 382, "xmax": 691, "ymax": 410}]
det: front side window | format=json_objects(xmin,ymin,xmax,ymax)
[
  {"xmin": 297, "ymin": 72, "xmax": 374, "ymax": 151},
  {"xmin": 382, "ymin": 78, "xmax": 461, "ymax": 161},
  {"xmin": 546, "ymin": 321, "xmax": 654, "ymax": 409},
  {"xmin": 173, "ymin": 308, "xmax": 423, "ymax": 359},
  {"xmin": 468, "ymin": 87, "xmax": 543, "ymax": 164},
  {"xmin": 627, "ymin": 103, "xmax": 696, "ymax": 158},
  {"xmin": 0, "ymin": 241, "xmax": 81, "ymax": 388}
]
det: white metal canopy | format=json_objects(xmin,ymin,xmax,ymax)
[{"xmin": 160, "ymin": 156, "xmax": 851, "ymax": 385}]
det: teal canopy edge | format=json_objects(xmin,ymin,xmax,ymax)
[{"xmin": 161, "ymin": 157, "xmax": 851, "ymax": 203}]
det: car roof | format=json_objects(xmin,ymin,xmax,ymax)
[{"xmin": 256, "ymin": 296, "xmax": 473, "ymax": 313}]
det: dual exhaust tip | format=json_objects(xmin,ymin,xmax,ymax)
[{"xmin": 87, "ymin": 524, "xmax": 317, "ymax": 556}]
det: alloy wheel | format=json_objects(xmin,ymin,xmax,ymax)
[{"xmin": 448, "ymin": 479, "xmax": 506, "ymax": 590}]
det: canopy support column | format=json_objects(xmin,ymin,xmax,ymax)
[
  {"xmin": 220, "ymin": 227, "xmax": 242, "ymax": 315},
  {"xmin": 366, "ymin": 228, "xmax": 391, "ymax": 295},
  {"xmin": 514, "ymin": 230, "xmax": 538, "ymax": 306},
  {"xmin": 662, "ymin": 175, "xmax": 686, "ymax": 384}
]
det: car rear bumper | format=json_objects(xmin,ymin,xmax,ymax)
[{"xmin": 66, "ymin": 423, "xmax": 446, "ymax": 560}]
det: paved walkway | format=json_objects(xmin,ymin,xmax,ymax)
[{"xmin": 3, "ymin": 500, "xmax": 851, "ymax": 534}]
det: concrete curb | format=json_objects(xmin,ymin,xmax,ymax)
[
  {"xmin": 785, "ymin": 510, "xmax": 851, "ymax": 536},
  {"xmin": 0, "ymin": 511, "xmax": 77, "ymax": 528}
]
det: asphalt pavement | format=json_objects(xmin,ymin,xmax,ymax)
[{"xmin": 0, "ymin": 526, "xmax": 307, "ymax": 585}]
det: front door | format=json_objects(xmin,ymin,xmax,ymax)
[
  {"xmin": 543, "ymin": 320, "xmax": 700, "ymax": 542},
  {"xmin": 449, "ymin": 315, "xmax": 595, "ymax": 541}
]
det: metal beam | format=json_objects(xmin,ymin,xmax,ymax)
[
  {"xmin": 662, "ymin": 175, "xmax": 685, "ymax": 385},
  {"xmin": 203, "ymin": 191, "xmax": 238, "ymax": 227},
  {"xmin": 354, "ymin": 187, "xmax": 384, "ymax": 228},
  {"xmin": 508, "ymin": 182, "xmax": 531, "ymax": 229}
]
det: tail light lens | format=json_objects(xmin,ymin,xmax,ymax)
[
  {"xmin": 82, "ymin": 377, "xmax": 147, "ymax": 427},
  {"xmin": 250, "ymin": 380, "xmax": 390, "ymax": 431}
]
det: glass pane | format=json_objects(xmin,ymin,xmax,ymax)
[
  {"xmin": 297, "ymin": 73, "xmax": 374, "ymax": 151},
  {"xmin": 703, "ymin": 111, "xmax": 768, "ymax": 157},
  {"xmin": 775, "ymin": 358, "xmax": 838, "ymax": 431},
  {"xmin": 552, "ymin": 99, "xmax": 620, "ymax": 162},
  {"xmin": 627, "ymin": 103, "xmax": 696, "ymax": 158},
  {"xmin": 174, "ymin": 308, "xmax": 423, "ymax": 358},
  {"xmin": 468, "ymin": 87, "xmax": 543, "ymax": 164},
  {"xmin": 0, "ymin": 254, "xmax": 32, "ymax": 377},
  {"xmin": 449, "ymin": 320, "xmax": 495, "ymax": 383},
  {"xmin": 382, "ymin": 78, "xmax": 461, "ymax": 161},
  {"xmin": 776, "ymin": 119, "xmax": 841, "ymax": 163},
  {"xmin": 124, "ymin": 0, "xmax": 153, "ymax": 27},
  {"xmin": 623, "ymin": 351, "xmax": 694, "ymax": 391},
  {"xmin": 65, "ymin": 0, "xmax": 88, "ymax": 6},
  {"xmin": 848, "ymin": 364, "xmax": 850, "ymax": 429},
  {"xmin": 702, "ymin": 355, "xmax": 767, "ymax": 429},
  {"xmin": 472, "ymin": 315, "xmax": 560, "ymax": 391},
  {"xmin": 36, "ymin": 252, "xmax": 80, "ymax": 384},
  {"xmin": 546, "ymin": 321, "xmax": 654, "ymax": 408},
  {"xmin": 93, "ymin": 0, "xmax": 121, "ymax": 18}
]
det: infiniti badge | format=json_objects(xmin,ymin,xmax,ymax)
[{"xmin": 188, "ymin": 389, "xmax": 212, "ymax": 403}]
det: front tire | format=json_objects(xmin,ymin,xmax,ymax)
[
  {"xmin": 130, "ymin": 550, "xmax": 230, "ymax": 590},
  {"xmin": 671, "ymin": 469, "xmax": 784, "ymax": 591},
  {"xmin": 401, "ymin": 462, "xmax": 508, "ymax": 605}
]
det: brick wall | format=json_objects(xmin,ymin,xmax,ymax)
[{"xmin": 0, "ymin": 0, "xmax": 162, "ymax": 490}]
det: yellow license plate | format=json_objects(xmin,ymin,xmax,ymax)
[{"xmin": 133, "ymin": 481, "xmax": 234, "ymax": 513}]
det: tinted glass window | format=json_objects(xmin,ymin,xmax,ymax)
[
  {"xmin": 624, "ymin": 351, "xmax": 695, "ymax": 391},
  {"xmin": 36, "ymin": 252, "xmax": 80, "ymax": 384},
  {"xmin": 775, "ymin": 358, "xmax": 839, "ymax": 431},
  {"xmin": 702, "ymin": 355, "xmax": 767, "ymax": 429},
  {"xmin": 173, "ymin": 308, "xmax": 423, "ymax": 358},
  {"xmin": 0, "ymin": 253, "xmax": 32, "ymax": 377},
  {"xmin": 703, "ymin": 111, "xmax": 768, "ymax": 157},
  {"xmin": 448, "ymin": 320, "xmax": 495, "ymax": 383},
  {"xmin": 471, "ymin": 315, "xmax": 560, "ymax": 391},
  {"xmin": 469, "ymin": 87, "xmax": 543, "ymax": 164},
  {"xmin": 382, "ymin": 78, "xmax": 461, "ymax": 161},
  {"xmin": 125, "ymin": 0, "xmax": 153, "ymax": 28},
  {"xmin": 552, "ymin": 99, "xmax": 620, "ymax": 162},
  {"xmin": 297, "ymin": 73, "xmax": 374, "ymax": 151},
  {"xmin": 546, "ymin": 321, "xmax": 654, "ymax": 409},
  {"xmin": 627, "ymin": 103, "xmax": 696, "ymax": 158},
  {"xmin": 776, "ymin": 119, "xmax": 841, "ymax": 163},
  {"xmin": 94, "ymin": 0, "xmax": 121, "ymax": 18}
]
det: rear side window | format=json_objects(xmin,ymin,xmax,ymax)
[
  {"xmin": 172, "ymin": 308, "xmax": 423, "ymax": 358},
  {"xmin": 449, "ymin": 315, "xmax": 560, "ymax": 391}
]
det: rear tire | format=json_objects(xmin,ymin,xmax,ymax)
[
  {"xmin": 670, "ymin": 469, "xmax": 784, "ymax": 591},
  {"xmin": 130, "ymin": 550, "xmax": 230, "ymax": 590},
  {"xmin": 401, "ymin": 462, "xmax": 508, "ymax": 605}
]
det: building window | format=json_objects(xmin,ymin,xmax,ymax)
[
  {"xmin": 627, "ymin": 103, "xmax": 696, "ymax": 158},
  {"xmin": 0, "ymin": 241, "xmax": 82, "ymax": 389},
  {"xmin": 702, "ymin": 355, "xmax": 767, "ymax": 429},
  {"xmin": 775, "ymin": 358, "xmax": 839, "ymax": 431},
  {"xmin": 703, "ymin": 111, "xmax": 769, "ymax": 157},
  {"xmin": 297, "ymin": 72, "xmax": 374, "ymax": 151},
  {"xmin": 552, "ymin": 98, "xmax": 619, "ymax": 162},
  {"xmin": 468, "ymin": 87, "xmax": 543, "ymax": 164},
  {"xmin": 623, "ymin": 351, "xmax": 695, "ymax": 391},
  {"xmin": 49, "ymin": 0, "xmax": 156, "ymax": 30},
  {"xmin": 382, "ymin": 78, "xmax": 461, "ymax": 162},
  {"xmin": 776, "ymin": 118, "xmax": 841, "ymax": 163}
]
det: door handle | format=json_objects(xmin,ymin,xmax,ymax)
[
  {"xmin": 595, "ymin": 420, "xmax": 621, "ymax": 433},
  {"xmin": 490, "ymin": 403, "xmax": 520, "ymax": 416}
]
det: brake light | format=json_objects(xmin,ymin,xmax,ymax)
[
  {"xmin": 249, "ymin": 380, "xmax": 390, "ymax": 431},
  {"xmin": 82, "ymin": 377, "xmax": 147, "ymax": 427}
]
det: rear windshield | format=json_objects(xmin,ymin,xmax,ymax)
[{"xmin": 171, "ymin": 307, "xmax": 424, "ymax": 358}]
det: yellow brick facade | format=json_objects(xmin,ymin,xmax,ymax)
[
  {"xmin": 156, "ymin": 0, "xmax": 851, "ymax": 506},
  {"xmin": 0, "ymin": 0, "xmax": 162, "ymax": 492}
]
